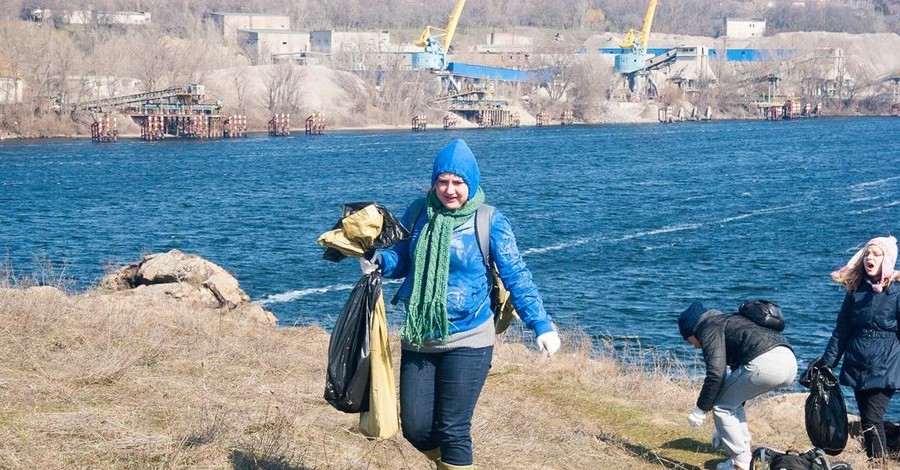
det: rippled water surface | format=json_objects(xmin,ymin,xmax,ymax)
[{"xmin": 2, "ymin": 117, "xmax": 899, "ymax": 376}]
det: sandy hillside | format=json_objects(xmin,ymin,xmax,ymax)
[{"xmin": 197, "ymin": 32, "xmax": 899, "ymax": 131}]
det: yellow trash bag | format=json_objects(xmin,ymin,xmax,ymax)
[
  {"xmin": 358, "ymin": 292, "xmax": 399, "ymax": 439},
  {"xmin": 319, "ymin": 202, "xmax": 407, "ymax": 440},
  {"xmin": 316, "ymin": 204, "xmax": 383, "ymax": 258}
]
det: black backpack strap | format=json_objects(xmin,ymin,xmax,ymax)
[{"xmin": 474, "ymin": 204, "xmax": 494, "ymax": 268}]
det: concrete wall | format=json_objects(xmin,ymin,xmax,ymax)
[
  {"xmin": 241, "ymin": 30, "xmax": 310, "ymax": 62},
  {"xmin": 208, "ymin": 13, "xmax": 290, "ymax": 44},
  {"xmin": 310, "ymin": 30, "xmax": 391, "ymax": 54},
  {"xmin": 725, "ymin": 18, "xmax": 766, "ymax": 39},
  {"xmin": 97, "ymin": 11, "xmax": 152, "ymax": 25},
  {"xmin": 58, "ymin": 10, "xmax": 151, "ymax": 25},
  {"xmin": 486, "ymin": 32, "xmax": 533, "ymax": 47}
]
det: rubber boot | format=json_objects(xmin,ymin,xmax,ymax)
[
  {"xmin": 422, "ymin": 447, "xmax": 441, "ymax": 462},
  {"xmin": 437, "ymin": 461, "xmax": 475, "ymax": 470}
]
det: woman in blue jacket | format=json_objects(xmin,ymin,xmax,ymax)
[
  {"xmin": 365, "ymin": 138, "xmax": 560, "ymax": 470},
  {"xmin": 823, "ymin": 235, "xmax": 900, "ymax": 459}
]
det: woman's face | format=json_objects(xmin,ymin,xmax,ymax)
[
  {"xmin": 864, "ymin": 244, "xmax": 885, "ymax": 280},
  {"xmin": 434, "ymin": 172, "xmax": 469, "ymax": 210}
]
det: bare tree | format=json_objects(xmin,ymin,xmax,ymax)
[
  {"xmin": 260, "ymin": 63, "xmax": 304, "ymax": 113},
  {"xmin": 0, "ymin": 19, "xmax": 30, "ymax": 80},
  {"xmin": 124, "ymin": 28, "xmax": 171, "ymax": 92},
  {"xmin": 231, "ymin": 67, "xmax": 248, "ymax": 114},
  {"xmin": 566, "ymin": 53, "xmax": 616, "ymax": 121},
  {"xmin": 49, "ymin": 34, "xmax": 88, "ymax": 105}
]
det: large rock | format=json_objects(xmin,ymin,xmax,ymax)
[{"xmin": 98, "ymin": 249, "xmax": 276, "ymax": 325}]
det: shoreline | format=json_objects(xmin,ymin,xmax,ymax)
[{"xmin": 0, "ymin": 113, "xmax": 894, "ymax": 142}]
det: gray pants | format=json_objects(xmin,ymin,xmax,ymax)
[{"xmin": 713, "ymin": 346, "xmax": 797, "ymax": 458}]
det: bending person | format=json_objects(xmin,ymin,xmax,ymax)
[
  {"xmin": 365, "ymin": 138, "xmax": 560, "ymax": 470},
  {"xmin": 678, "ymin": 301, "xmax": 797, "ymax": 470}
]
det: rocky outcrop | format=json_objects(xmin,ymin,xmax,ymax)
[{"xmin": 96, "ymin": 249, "xmax": 277, "ymax": 325}]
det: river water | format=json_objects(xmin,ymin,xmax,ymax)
[{"xmin": 1, "ymin": 117, "xmax": 899, "ymax": 386}]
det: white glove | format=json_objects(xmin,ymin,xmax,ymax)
[
  {"xmin": 359, "ymin": 256, "xmax": 378, "ymax": 274},
  {"xmin": 536, "ymin": 331, "xmax": 561, "ymax": 356},
  {"xmin": 687, "ymin": 406, "xmax": 707, "ymax": 427}
]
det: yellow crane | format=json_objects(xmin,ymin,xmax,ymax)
[
  {"xmin": 613, "ymin": 0, "xmax": 673, "ymax": 99},
  {"xmin": 412, "ymin": 0, "xmax": 466, "ymax": 70},
  {"xmin": 619, "ymin": 0, "xmax": 658, "ymax": 53}
]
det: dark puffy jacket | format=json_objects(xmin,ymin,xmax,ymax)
[
  {"xmin": 693, "ymin": 310, "xmax": 793, "ymax": 411},
  {"xmin": 822, "ymin": 281, "xmax": 900, "ymax": 391}
]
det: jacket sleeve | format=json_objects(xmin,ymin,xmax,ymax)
[
  {"xmin": 696, "ymin": 322, "xmax": 727, "ymax": 412},
  {"xmin": 823, "ymin": 293, "xmax": 854, "ymax": 369},
  {"xmin": 490, "ymin": 209, "xmax": 554, "ymax": 336},
  {"xmin": 376, "ymin": 203, "xmax": 416, "ymax": 279}
]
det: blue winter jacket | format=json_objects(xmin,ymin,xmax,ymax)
[
  {"xmin": 378, "ymin": 200, "xmax": 554, "ymax": 338},
  {"xmin": 823, "ymin": 280, "xmax": 900, "ymax": 391}
]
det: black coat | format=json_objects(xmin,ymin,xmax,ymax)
[
  {"xmin": 823, "ymin": 281, "xmax": 900, "ymax": 391},
  {"xmin": 693, "ymin": 310, "xmax": 793, "ymax": 411}
]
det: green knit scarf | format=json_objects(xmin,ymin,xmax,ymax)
[{"xmin": 402, "ymin": 187, "xmax": 485, "ymax": 346}]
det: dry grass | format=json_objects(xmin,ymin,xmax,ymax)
[{"xmin": 0, "ymin": 282, "xmax": 891, "ymax": 469}]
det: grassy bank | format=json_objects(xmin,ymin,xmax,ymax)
[{"xmin": 0, "ymin": 284, "xmax": 879, "ymax": 469}]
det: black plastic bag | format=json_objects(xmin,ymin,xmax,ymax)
[
  {"xmin": 799, "ymin": 356, "xmax": 849, "ymax": 456},
  {"xmin": 751, "ymin": 447, "xmax": 830, "ymax": 470},
  {"xmin": 324, "ymin": 273, "xmax": 381, "ymax": 413},
  {"xmin": 322, "ymin": 202, "xmax": 410, "ymax": 263}
]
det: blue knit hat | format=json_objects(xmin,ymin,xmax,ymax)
[
  {"xmin": 431, "ymin": 139, "xmax": 480, "ymax": 192},
  {"xmin": 678, "ymin": 301, "xmax": 707, "ymax": 339}
]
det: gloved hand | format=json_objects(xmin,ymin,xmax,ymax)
[
  {"xmin": 359, "ymin": 252, "xmax": 379, "ymax": 274},
  {"xmin": 687, "ymin": 406, "xmax": 707, "ymax": 427},
  {"xmin": 536, "ymin": 330, "xmax": 561, "ymax": 356}
]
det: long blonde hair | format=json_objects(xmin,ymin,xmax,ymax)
[{"xmin": 832, "ymin": 248, "xmax": 899, "ymax": 293}]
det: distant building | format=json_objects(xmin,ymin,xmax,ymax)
[
  {"xmin": 64, "ymin": 76, "xmax": 143, "ymax": 103},
  {"xmin": 239, "ymin": 30, "xmax": 310, "ymax": 64},
  {"xmin": 206, "ymin": 13, "xmax": 290, "ymax": 44},
  {"xmin": 59, "ymin": 10, "xmax": 92, "ymax": 24},
  {"xmin": 309, "ymin": 30, "xmax": 391, "ymax": 55},
  {"xmin": 0, "ymin": 77, "xmax": 24, "ymax": 104},
  {"xmin": 798, "ymin": 48, "xmax": 853, "ymax": 97},
  {"xmin": 477, "ymin": 32, "xmax": 534, "ymax": 53},
  {"xmin": 22, "ymin": 8, "xmax": 50, "ymax": 22},
  {"xmin": 664, "ymin": 45, "xmax": 718, "ymax": 91},
  {"xmin": 57, "ymin": 10, "xmax": 151, "ymax": 25},
  {"xmin": 97, "ymin": 11, "xmax": 151, "ymax": 25},
  {"xmin": 724, "ymin": 18, "xmax": 766, "ymax": 39},
  {"xmin": 474, "ymin": 31, "xmax": 535, "ymax": 69}
]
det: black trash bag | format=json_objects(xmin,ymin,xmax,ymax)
[
  {"xmin": 751, "ymin": 447, "xmax": 831, "ymax": 470},
  {"xmin": 799, "ymin": 356, "xmax": 849, "ymax": 456},
  {"xmin": 322, "ymin": 202, "xmax": 410, "ymax": 263},
  {"xmin": 885, "ymin": 420, "xmax": 900, "ymax": 452},
  {"xmin": 324, "ymin": 273, "xmax": 381, "ymax": 413}
]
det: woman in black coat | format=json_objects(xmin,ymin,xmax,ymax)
[{"xmin": 823, "ymin": 235, "xmax": 900, "ymax": 459}]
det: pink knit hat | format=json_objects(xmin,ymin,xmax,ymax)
[{"xmin": 831, "ymin": 236, "xmax": 898, "ymax": 292}]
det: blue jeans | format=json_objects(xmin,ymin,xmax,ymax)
[{"xmin": 400, "ymin": 346, "xmax": 493, "ymax": 466}]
